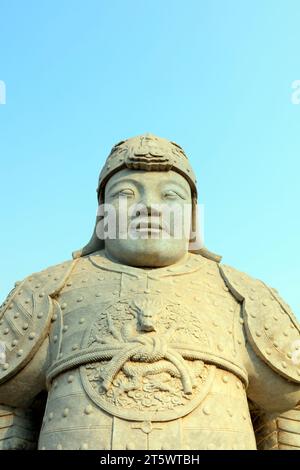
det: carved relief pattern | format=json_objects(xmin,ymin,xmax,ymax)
[{"xmin": 81, "ymin": 293, "xmax": 212, "ymax": 414}]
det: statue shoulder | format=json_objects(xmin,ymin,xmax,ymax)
[
  {"xmin": 219, "ymin": 263, "xmax": 300, "ymax": 384},
  {"xmin": 0, "ymin": 258, "xmax": 77, "ymax": 385}
]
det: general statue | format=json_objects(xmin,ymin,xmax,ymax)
[{"xmin": 0, "ymin": 134, "xmax": 299, "ymax": 450}]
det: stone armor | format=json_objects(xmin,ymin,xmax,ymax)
[{"xmin": 0, "ymin": 251, "xmax": 300, "ymax": 450}]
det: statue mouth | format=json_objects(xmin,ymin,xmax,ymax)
[{"xmin": 132, "ymin": 218, "xmax": 169, "ymax": 235}]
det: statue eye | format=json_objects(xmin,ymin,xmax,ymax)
[
  {"xmin": 164, "ymin": 190, "xmax": 182, "ymax": 200},
  {"xmin": 118, "ymin": 189, "xmax": 135, "ymax": 198}
]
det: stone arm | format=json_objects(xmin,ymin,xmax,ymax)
[
  {"xmin": 0, "ymin": 260, "xmax": 75, "ymax": 449},
  {"xmin": 220, "ymin": 264, "xmax": 300, "ymax": 450}
]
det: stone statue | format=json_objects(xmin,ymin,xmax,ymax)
[{"xmin": 0, "ymin": 134, "xmax": 299, "ymax": 450}]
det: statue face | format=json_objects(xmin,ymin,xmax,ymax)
[{"xmin": 103, "ymin": 169, "xmax": 192, "ymax": 267}]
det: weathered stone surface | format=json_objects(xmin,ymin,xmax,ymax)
[{"xmin": 0, "ymin": 134, "xmax": 299, "ymax": 450}]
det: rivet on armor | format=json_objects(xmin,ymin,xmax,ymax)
[
  {"xmin": 52, "ymin": 313, "xmax": 58, "ymax": 322},
  {"xmin": 77, "ymin": 296, "xmax": 83, "ymax": 302},
  {"xmin": 287, "ymin": 352, "xmax": 292, "ymax": 359},
  {"xmin": 264, "ymin": 323, "xmax": 270, "ymax": 330},
  {"xmin": 228, "ymin": 329, "xmax": 233, "ymax": 335},
  {"xmin": 63, "ymin": 325, "xmax": 68, "ymax": 332},
  {"xmin": 222, "ymin": 375, "xmax": 229, "ymax": 384},
  {"xmin": 8, "ymin": 305, "xmax": 13, "ymax": 310},
  {"xmin": 3, "ymin": 328, "xmax": 9, "ymax": 335},
  {"xmin": 239, "ymin": 318, "xmax": 244, "ymax": 324},
  {"xmin": 283, "ymin": 330, "xmax": 289, "ymax": 337},
  {"xmin": 243, "ymin": 414, "xmax": 247, "ymax": 420},
  {"xmin": 59, "ymin": 352, "xmax": 63, "ymax": 358},
  {"xmin": 66, "ymin": 282, "xmax": 72, "ymax": 287},
  {"xmin": 29, "ymin": 332, "xmax": 36, "ymax": 340},
  {"xmin": 217, "ymin": 344, "xmax": 224, "ymax": 351},
  {"xmin": 79, "ymin": 318, "xmax": 85, "ymax": 324},
  {"xmin": 250, "ymin": 312, "xmax": 256, "ymax": 318},
  {"xmin": 17, "ymin": 290, "xmax": 23, "ymax": 295},
  {"xmin": 48, "ymin": 412, "xmax": 54, "ymax": 420},
  {"xmin": 39, "ymin": 292, "xmax": 45, "ymax": 298},
  {"xmin": 227, "ymin": 409, "xmax": 233, "ymax": 417},
  {"xmin": 255, "ymin": 331, "xmax": 262, "ymax": 337},
  {"xmin": 17, "ymin": 349, "xmax": 23, "ymax": 357},
  {"xmin": 22, "ymin": 323, "xmax": 29, "ymax": 330},
  {"xmin": 3, "ymin": 363, "xmax": 9, "ymax": 370},
  {"xmin": 237, "ymin": 339, "xmax": 242, "ymax": 345},
  {"xmin": 56, "ymin": 444, "xmax": 62, "ymax": 450},
  {"xmin": 265, "ymin": 348, "xmax": 272, "ymax": 355},
  {"xmin": 61, "ymin": 303, "xmax": 67, "ymax": 310},
  {"xmin": 273, "ymin": 341, "xmax": 279, "ymax": 348},
  {"xmin": 37, "ymin": 312, "xmax": 44, "ymax": 319},
  {"xmin": 281, "ymin": 361, "xmax": 287, "ymax": 369},
  {"xmin": 98, "ymin": 277, "xmax": 104, "ymax": 281},
  {"xmin": 96, "ymin": 293, "xmax": 101, "ymax": 297},
  {"xmin": 82, "ymin": 279, "xmax": 87, "ymax": 283},
  {"xmin": 273, "ymin": 315, "xmax": 278, "ymax": 321},
  {"xmin": 212, "ymin": 321, "xmax": 218, "ymax": 327},
  {"xmin": 35, "ymin": 284, "xmax": 40, "ymax": 289},
  {"xmin": 72, "ymin": 344, "xmax": 78, "ymax": 351},
  {"xmin": 11, "ymin": 339, "xmax": 18, "ymax": 346},
  {"xmin": 14, "ymin": 312, "xmax": 19, "ymax": 319},
  {"xmin": 84, "ymin": 404, "xmax": 93, "ymax": 415},
  {"xmin": 144, "ymin": 289, "xmax": 150, "ymax": 294},
  {"xmin": 236, "ymin": 381, "xmax": 241, "ymax": 389},
  {"xmin": 62, "ymin": 408, "xmax": 69, "ymax": 417},
  {"xmin": 53, "ymin": 335, "xmax": 58, "ymax": 343},
  {"xmin": 202, "ymin": 406, "xmax": 210, "ymax": 415},
  {"xmin": 67, "ymin": 375, "xmax": 74, "ymax": 383}
]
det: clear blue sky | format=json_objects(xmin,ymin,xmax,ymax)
[{"xmin": 0, "ymin": 1, "xmax": 299, "ymax": 318}]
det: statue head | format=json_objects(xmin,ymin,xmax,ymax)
[{"xmin": 73, "ymin": 134, "xmax": 221, "ymax": 266}]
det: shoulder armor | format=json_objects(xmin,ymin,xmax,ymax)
[
  {"xmin": 0, "ymin": 259, "xmax": 77, "ymax": 384},
  {"xmin": 220, "ymin": 264, "xmax": 300, "ymax": 384}
]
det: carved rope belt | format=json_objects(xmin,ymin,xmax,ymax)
[{"xmin": 46, "ymin": 339, "xmax": 248, "ymax": 389}]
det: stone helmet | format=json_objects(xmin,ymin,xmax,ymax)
[{"xmin": 73, "ymin": 134, "xmax": 221, "ymax": 262}]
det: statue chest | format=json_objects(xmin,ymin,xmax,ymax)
[{"xmin": 46, "ymin": 258, "xmax": 248, "ymax": 421}]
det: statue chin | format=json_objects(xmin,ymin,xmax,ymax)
[{"xmin": 104, "ymin": 238, "xmax": 189, "ymax": 267}]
